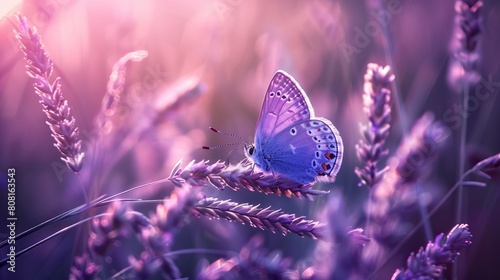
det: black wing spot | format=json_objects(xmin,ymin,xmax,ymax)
[
  {"xmin": 315, "ymin": 151, "xmax": 321, "ymax": 158},
  {"xmin": 321, "ymin": 163, "xmax": 332, "ymax": 171},
  {"xmin": 325, "ymin": 152, "xmax": 336, "ymax": 160},
  {"xmin": 290, "ymin": 127, "xmax": 297, "ymax": 135},
  {"xmin": 269, "ymin": 92, "xmax": 275, "ymax": 97},
  {"xmin": 311, "ymin": 160, "xmax": 317, "ymax": 167},
  {"xmin": 281, "ymin": 95, "xmax": 287, "ymax": 100},
  {"xmin": 276, "ymin": 90, "xmax": 281, "ymax": 97}
]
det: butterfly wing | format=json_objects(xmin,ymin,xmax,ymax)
[
  {"xmin": 255, "ymin": 70, "xmax": 314, "ymax": 138},
  {"xmin": 262, "ymin": 118, "xmax": 343, "ymax": 184},
  {"xmin": 249, "ymin": 70, "xmax": 343, "ymax": 184}
]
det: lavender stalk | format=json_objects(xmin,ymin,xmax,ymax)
[
  {"xmin": 471, "ymin": 152, "xmax": 500, "ymax": 179},
  {"xmin": 198, "ymin": 236, "xmax": 295, "ymax": 280},
  {"xmin": 372, "ymin": 151, "xmax": 500, "ymax": 279},
  {"xmin": 392, "ymin": 224, "xmax": 472, "ymax": 280},
  {"xmin": 190, "ymin": 197, "xmax": 325, "ymax": 239},
  {"xmin": 355, "ymin": 63, "xmax": 394, "ymax": 188},
  {"xmin": 88, "ymin": 202, "xmax": 150, "ymax": 256},
  {"xmin": 169, "ymin": 160, "xmax": 328, "ymax": 199},
  {"xmin": 69, "ymin": 253, "xmax": 102, "ymax": 280},
  {"xmin": 363, "ymin": 113, "xmax": 449, "ymax": 275},
  {"xmin": 15, "ymin": 14, "xmax": 84, "ymax": 173},
  {"xmin": 449, "ymin": 2, "xmax": 483, "ymax": 248},
  {"xmin": 86, "ymin": 186, "xmax": 198, "ymax": 279},
  {"xmin": 448, "ymin": 0, "xmax": 483, "ymax": 90},
  {"xmin": 96, "ymin": 50, "xmax": 149, "ymax": 133},
  {"xmin": 310, "ymin": 192, "xmax": 369, "ymax": 279}
]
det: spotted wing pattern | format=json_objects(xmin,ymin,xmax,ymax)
[
  {"xmin": 255, "ymin": 70, "xmax": 314, "ymax": 138},
  {"xmin": 249, "ymin": 70, "xmax": 343, "ymax": 184},
  {"xmin": 260, "ymin": 118, "xmax": 343, "ymax": 184}
]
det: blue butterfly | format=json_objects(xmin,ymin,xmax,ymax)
[{"xmin": 245, "ymin": 70, "xmax": 344, "ymax": 184}]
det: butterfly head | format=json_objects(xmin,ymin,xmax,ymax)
[
  {"xmin": 244, "ymin": 143, "xmax": 275, "ymax": 173},
  {"xmin": 244, "ymin": 143, "xmax": 256, "ymax": 159}
]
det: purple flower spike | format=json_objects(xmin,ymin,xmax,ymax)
[
  {"xmin": 69, "ymin": 253, "xmax": 102, "ymax": 280},
  {"xmin": 198, "ymin": 235, "xmax": 295, "ymax": 280},
  {"xmin": 190, "ymin": 197, "xmax": 325, "ymax": 239},
  {"xmin": 96, "ymin": 50, "xmax": 148, "ymax": 133},
  {"xmin": 448, "ymin": 0, "xmax": 483, "ymax": 90},
  {"xmin": 15, "ymin": 14, "xmax": 84, "ymax": 173},
  {"xmin": 169, "ymin": 159, "xmax": 329, "ymax": 199},
  {"xmin": 392, "ymin": 224, "xmax": 472, "ymax": 280},
  {"xmin": 363, "ymin": 114, "xmax": 449, "ymax": 275},
  {"xmin": 355, "ymin": 63, "xmax": 394, "ymax": 188}
]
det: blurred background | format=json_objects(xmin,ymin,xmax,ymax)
[{"xmin": 1, "ymin": 0, "xmax": 500, "ymax": 279}]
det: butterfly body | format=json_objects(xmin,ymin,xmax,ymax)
[{"xmin": 245, "ymin": 70, "xmax": 343, "ymax": 184}]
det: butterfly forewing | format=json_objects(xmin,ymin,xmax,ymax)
[{"xmin": 256, "ymin": 71, "xmax": 314, "ymax": 137}]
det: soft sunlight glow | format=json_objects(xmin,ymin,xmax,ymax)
[{"xmin": 0, "ymin": 0, "xmax": 21, "ymax": 17}]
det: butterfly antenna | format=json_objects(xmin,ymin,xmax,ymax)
[
  {"xmin": 202, "ymin": 142, "xmax": 241, "ymax": 150},
  {"xmin": 202, "ymin": 127, "xmax": 248, "ymax": 163},
  {"xmin": 201, "ymin": 143, "xmax": 242, "ymax": 166},
  {"xmin": 207, "ymin": 127, "xmax": 246, "ymax": 142}
]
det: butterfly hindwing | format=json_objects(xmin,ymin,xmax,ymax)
[
  {"xmin": 262, "ymin": 118, "xmax": 343, "ymax": 184},
  {"xmin": 256, "ymin": 70, "xmax": 314, "ymax": 138}
]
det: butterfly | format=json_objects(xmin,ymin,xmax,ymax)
[{"xmin": 245, "ymin": 70, "xmax": 343, "ymax": 184}]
